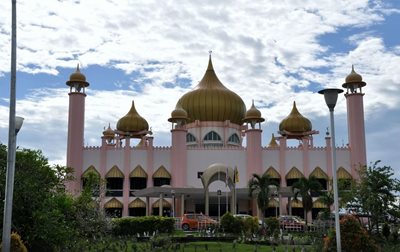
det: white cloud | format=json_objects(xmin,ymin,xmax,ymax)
[{"xmin": 0, "ymin": 0, "xmax": 399, "ymax": 170}]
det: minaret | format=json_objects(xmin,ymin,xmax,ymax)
[
  {"xmin": 66, "ymin": 65, "xmax": 89, "ymax": 194},
  {"xmin": 168, "ymin": 104, "xmax": 188, "ymax": 188},
  {"xmin": 342, "ymin": 66, "xmax": 367, "ymax": 178},
  {"xmin": 243, "ymin": 100, "xmax": 265, "ymax": 180}
]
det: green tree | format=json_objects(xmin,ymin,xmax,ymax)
[
  {"xmin": 351, "ymin": 161, "xmax": 400, "ymax": 233},
  {"xmin": 248, "ymin": 173, "xmax": 279, "ymax": 225},
  {"xmin": 292, "ymin": 176, "xmax": 323, "ymax": 225},
  {"xmin": 0, "ymin": 144, "xmax": 110, "ymax": 251},
  {"xmin": 0, "ymin": 144, "xmax": 77, "ymax": 251},
  {"xmin": 318, "ymin": 190, "xmax": 334, "ymax": 220}
]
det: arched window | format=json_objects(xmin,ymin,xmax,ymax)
[
  {"xmin": 130, "ymin": 165, "xmax": 148, "ymax": 195},
  {"xmin": 153, "ymin": 166, "xmax": 171, "ymax": 187},
  {"xmin": 203, "ymin": 131, "xmax": 221, "ymax": 141},
  {"xmin": 228, "ymin": 133, "xmax": 240, "ymax": 145},
  {"xmin": 186, "ymin": 133, "xmax": 196, "ymax": 143},
  {"xmin": 105, "ymin": 165, "xmax": 124, "ymax": 197}
]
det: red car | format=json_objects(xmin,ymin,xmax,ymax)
[{"xmin": 181, "ymin": 213, "xmax": 217, "ymax": 231}]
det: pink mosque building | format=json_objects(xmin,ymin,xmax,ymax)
[{"xmin": 65, "ymin": 56, "xmax": 367, "ymax": 220}]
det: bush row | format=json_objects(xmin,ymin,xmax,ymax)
[{"xmin": 112, "ymin": 216, "xmax": 175, "ymax": 236}]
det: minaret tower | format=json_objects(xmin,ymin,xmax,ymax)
[
  {"xmin": 243, "ymin": 100, "xmax": 265, "ymax": 180},
  {"xmin": 342, "ymin": 66, "xmax": 367, "ymax": 178},
  {"xmin": 66, "ymin": 65, "xmax": 89, "ymax": 193}
]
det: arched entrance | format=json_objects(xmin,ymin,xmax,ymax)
[{"xmin": 200, "ymin": 163, "xmax": 236, "ymax": 216}]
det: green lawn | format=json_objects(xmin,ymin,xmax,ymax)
[{"xmin": 76, "ymin": 241, "xmax": 318, "ymax": 252}]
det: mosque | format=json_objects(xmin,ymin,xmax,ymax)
[{"xmin": 65, "ymin": 55, "xmax": 367, "ymax": 221}]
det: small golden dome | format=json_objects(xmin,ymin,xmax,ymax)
[
  {"xmin": 116, "ymin": 100, "xmax": 149, "ymax": 134},
  {"xmin": 66, "ymin": 64, "xmax": 89, "ymax": 87},
  {"xmin": 268, "ymin": 133, "xmax": 279, "ymax": 147},
  {"xmin": 343, "ymin": 65, "xmax": 366, "ymax": 89},
  {"xmin": 279, "ymin": 101, "xmax": 312, "ymax": 133},
  {"xmin": 345, "ymin": 65, "xmax": 362, "ymax": 83},
  {"xmin": 243, "ymin": 100, "xmax": 265, "ymax": 123},
  {"xmin": 176, "ymin": 55, "xmax": 246, "ymax": 125},
  {"xmin": 102, "ymin": 124, "xmax": 115, "ymax": 138},
  {"xmin": 168, "ymin": 104, "xmax": 188, "ymax": 123}
]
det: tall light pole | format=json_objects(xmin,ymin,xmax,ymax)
[
  {"xmin": 318, "ymin": 88, "xmax": 343, "ymax": 252},
  {"xmin": 171, "ymin": 190, "xmax": 175, "ymax": 218},
  {"xmin": 2, "ymin": 0, "xmax": 22, "ymax": 251},
  {"xmin": 217, "ymin": 189, "xmax": 221, "ymax": 223},
  {"xmin": 2, "ymin": 115, "xmax": 24, "ymax": 252}
]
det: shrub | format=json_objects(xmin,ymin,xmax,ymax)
[
  {"xmin": 265, "ymin": 217, "xmax": 280, "ymax": 235},
  {"xmin": 243, "ymin": 217, "xmax": 259, "ymax": 237},
  {"xmin": 0, "ymin": 232, "xmax": 28, "ymax": 252},
  {"xmin": 112, "ymin": 216, "xmax": 175, "ymax": 236},
  {"xmin": 220, "ymin": 212, "xmax": 243, "ymax": 234},
  {"xmin": 323, "ymin": 215, "xmax": 378, "ymax": 252}
]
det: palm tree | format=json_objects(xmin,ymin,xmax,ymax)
[
  {"xmin": 248, "ymin": 173, "xmax": 280, "ymax": 224},
  {"xmin": 292, "ymin": 176, "xmax": 323, "ymax": 225}
]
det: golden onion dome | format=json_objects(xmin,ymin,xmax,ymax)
[
  {"xmin": 279, "ymin": 101, "xmax": 312, "ymax": 133},
  {"xmin": 343, "ymin": 65, "xmax": 366, "ymax": 89},
  {"xmin": 176, "ymin": 55, "xmax": 246, "ymax": 125},
  {"xmin": 268, "ymin": 133, "xmax": 279, "ymax": 147},
  {"xmin": 102, "ymin": 124, "xmax": 115, "ymax": 138},
  {"xmin": 243, "ymin": 100, "xmax": 265, "ymax": 123},
  {"xmin": 116, "ymin": 100, "xmax": 149, "ymax": 134},
  {"xmin": 66, "ymin": 64, "xmax": 89, "ymax": 87},
  {"xmin": 168, "ymin": 104, "xmax": 188, "ymax": 123}
]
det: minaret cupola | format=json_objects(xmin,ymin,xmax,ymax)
[
  {"xmin": 168, "ymin": 103, "xmax": 188, "ymax": 127},
  {"xmin": 66, "ymin": 64, "xmax": 89, "ymax": 93},
  {"xmin": 243, "ymin": 100, "xmax": 265, "ymax": 129},
  {"xmin": 342, "ymin": 65, "xmax": 366, "ymax": 94}
]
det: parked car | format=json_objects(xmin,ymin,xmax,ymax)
[
  {"xmin": 278, "ymin": 215, "xmax": 307, "ymax": 231},
  {"xmin": 233, "ymin": 214, "xmax": 263, "ymax": 226},
  {"xmin": 181, "ymin": 213, "xmax": 217, "ymax": 231}
]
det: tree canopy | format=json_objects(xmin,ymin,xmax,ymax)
[
  {"xmin": 292, "ymin": 176, "xmax": 323, "ymax": 224},
  {"xmin": 0, "ymin": 144, "xmax": 108, "ymax": 251},
  {"xmin": 248, "ymin": 173, "xmax": 279, "ymax": 221},
  {"xmin": 348, "ymin": 161, "xmax": 400, "ymax": 233}
]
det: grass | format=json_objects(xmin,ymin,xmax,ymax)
[{"xmin": 74, "ymin": 240, "xmax": 318, "ymax": 252}]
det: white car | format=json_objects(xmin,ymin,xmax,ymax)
[{"xmin": 233, "ymin": 214, "xmax": 263, "ymax": 226}]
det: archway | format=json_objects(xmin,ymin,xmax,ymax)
[{"xmin": 200, "ymin": 163, "xmax": 236, "ymax": 216}]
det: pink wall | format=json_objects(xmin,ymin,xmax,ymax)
[
  {"xmin": 66, "ymin": 92, "xmax": 86, "ymax": 194},
  {"xmin": 346, "ymin": 93, "xmax": 367, "ymax": 178}
]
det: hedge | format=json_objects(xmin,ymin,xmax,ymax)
[{"xmin": 112, "ymin": 216, "xmax": 175, "ymax": 236}]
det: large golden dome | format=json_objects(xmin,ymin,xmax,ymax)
[
  {"xmin": 176, "ymin": 56, "xmax": 246, "ymax": 125},
  {"xmin": 279, "ymin": 101, "xmax": 312, "ymax": 133},
  {"xmin": 116, "ymin": 100, "xmax": 149, "ymax": 134}
]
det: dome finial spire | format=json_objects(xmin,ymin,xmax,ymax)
[
  {"xmin": 207, "ymin": 51, "xmax": 214, "ymax": 70},
  {"xmin": 76, "ymin": 63, "xmax": 80, "ymax": 72}
]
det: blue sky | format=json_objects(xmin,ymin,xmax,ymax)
[{"xmin": 0, "ymin": 0, "xmax": 399, "ymax": 176}]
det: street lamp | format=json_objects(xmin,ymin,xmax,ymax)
[
  {"xmin": 217, "ymin": 189, "xmax": 221, "ymax": 223},
  {"xmin": 2, "ymin": 116, "xmax": 24, "ymax": 252},
  {"xmin": 171, "ymin": 190, "xmax": 175, "ymax": 218},
  {"xmin": 318, "ymin": 88, "xmax": 343, "ymax": 252}
]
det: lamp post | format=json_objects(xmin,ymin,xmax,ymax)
[
  {"xmin": 2, "ymin": 0, "xmax": 23, "ymax": 251},
  {"xmin": 217, "ymin": 189, "xmax": 221, "ymax": 223},
  {"xmin": 318, "ymin": 88, "xmax": 343, "ymax": 252},
  {"xmin": 171, "ymin": 190, "xmax": 175, "ymax": 218},
  {"xmin": 2, "ymin": 116, "xmax": 24, "ymax": 252}
]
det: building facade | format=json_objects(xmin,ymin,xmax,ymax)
[{"xmin": 65, "ymin": 57, "xmax": 367, "ymax": 220}]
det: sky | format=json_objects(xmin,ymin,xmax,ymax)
[{"xmin": 0, "ymin": 0, "xmax": 399, "ymax": 176}]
